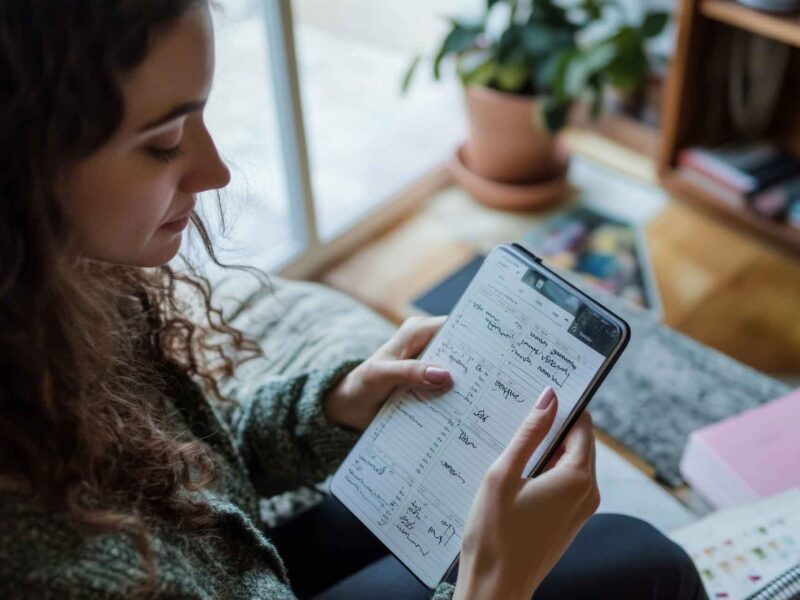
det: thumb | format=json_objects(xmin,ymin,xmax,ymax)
[
  {"xmin": 494, "ymin": 387, "xmax": 558, "ymax": 479},
  {"xmin": 361, "ymin": 358, "xmax": 453, "ymax": 390}
]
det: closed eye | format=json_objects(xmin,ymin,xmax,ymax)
[{"xmin": 147, "ymin": 145, "xmax": 185, "ymax": 164}]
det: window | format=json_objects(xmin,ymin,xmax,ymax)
[
  {"xmin": 190, "ymin": 0, "xmax": 468, "ymax": 276},
  {"xmin": 195, "ymin": 0, "xmax": 295, "ymax": 278},
  {"xmin": 293, "ymin": 0, "xmax": 468, "ymax": 239}
]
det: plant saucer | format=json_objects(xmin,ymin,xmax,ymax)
[{"xmin": 450, "ymin": 143, "xmax": 571, "ymax": 211}]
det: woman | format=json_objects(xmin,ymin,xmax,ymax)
[{"xmin": 0, "ymin": 1, "xmax": 706, "ymax": 598}]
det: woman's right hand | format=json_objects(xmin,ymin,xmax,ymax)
[{"xmin": 453, "ymin": 387, "xmax": 600, "ymax": 600}]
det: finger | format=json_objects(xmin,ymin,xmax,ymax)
[
  {"xmin": 544, "ymin": 445, "xmax": 565, "ymax": 472},
  {"xmin": 555, "ymin": 411, "xmax": 595, "ymax": 472},
  {"xmin": 542, "ymin": 413, "xmax": 593, "ymax": 473},
  {"xmin": 382, "ymin": 316, "xmax": 447, "ymax": 359},
  {"xmin": 362, "ymin": 358, "xmax": 453, "ymax": 390},
  {"xmin": 546, "ymin": 412, "xmax": 595, "ymax": 469},
  {"xmin": 586, "ymin": 412, "xmax": 597, "ymax": 482},
  {"xmin": 493, "ymin": 387, "xmax": 558, "ymax": 479}
]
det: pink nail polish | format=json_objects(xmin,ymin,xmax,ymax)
[
  {"xmin": 535, "ymin": 386, "xmax": 555, "ymax": 410},
  {"xmin": 424, "ymin": 367, "xmax": 450, "ymax": 385}
]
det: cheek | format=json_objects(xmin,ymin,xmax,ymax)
[{"xmin": 61, "ymin": 156, "xmax": 179, "ymax": 264}]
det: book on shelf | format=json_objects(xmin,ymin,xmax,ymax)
[
  {"xmin": 678, "ymin": 143, "xmax": 800, "ymax": 223},
  {"xmin": 788, "ymin": 198, "xmax": 800, "ymax": 230},
  {"xmin": 679, "ymin": 143, "xmax": 800, "ymax": 194},
  {"xmin": 751, "ymin": 176, "xmax": 800, "ymax": 224},
  {"xmin": 677, "ymin": 167, "xmax": 748, "ymax": 209}
]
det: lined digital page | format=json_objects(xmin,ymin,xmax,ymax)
[{"xmin": 330, "ymin": 247, "xmax": 607, "ymax": 588}]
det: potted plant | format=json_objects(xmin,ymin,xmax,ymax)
[{"xmin": 403, "ymin": 0, "xmax": 669, "ymax": 191}]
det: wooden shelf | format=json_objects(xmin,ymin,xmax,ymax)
[
  {"xmin": 662, "ymin": 168, "xmax": 800, "ymax": 254},
  {"xmin": 701, "ymin": 0, "xmax": 800, "ymax": 47}
]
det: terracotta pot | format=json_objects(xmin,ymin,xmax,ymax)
[{"xmin": 462, "ymin": 85, "xmax": 557, "ymax": 185}]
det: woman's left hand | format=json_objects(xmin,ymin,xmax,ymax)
[{"xmin": 323, "ymin": 315, "xmax": 453, "ymax": 431}]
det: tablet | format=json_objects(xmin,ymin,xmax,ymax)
[{"xmin": 330, "ymin": 243, "xmax": 630, "ymax": 589}]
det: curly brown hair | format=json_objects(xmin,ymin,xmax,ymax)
[{"xmin": 0, "ymin": 0, "xmax": 262, "ymax": 586}]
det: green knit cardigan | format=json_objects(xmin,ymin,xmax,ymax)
[{"xmin": 0, "ymin": 359, "xmax": 455, "ymax": 599}]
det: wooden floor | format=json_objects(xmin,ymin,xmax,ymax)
[
  {"xmin": 319, "ymin": 129, "xmax": 800, "ymax": 378},
  {"xmin": 648, "ymin": 202, "xmax": 800, "ymax": 376}
]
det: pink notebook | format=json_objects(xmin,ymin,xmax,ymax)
[{"xmin": 680, "ymin": 388, "xmax": 800, "ymax": 508}]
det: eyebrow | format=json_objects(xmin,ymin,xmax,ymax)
[{"xmin": 139, "ymin": 99, "xmax": 207, "ymax": 132}]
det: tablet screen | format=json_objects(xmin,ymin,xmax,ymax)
[{"xmin": 331, "ymin": 245, "xmax": 627, "ymax": 589}]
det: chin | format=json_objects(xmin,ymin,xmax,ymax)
[{"xmin": 133, "ymin": 234, "xmax": 184, "ymax": 268}]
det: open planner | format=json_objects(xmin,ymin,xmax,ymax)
[{"xmin": 330, "ymin": 244, "xmax": 628, "ymax": 588}]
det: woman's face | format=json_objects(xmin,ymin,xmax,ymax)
[{"xmin": 60, "ymin": 6, "xmax": 230, "ymax": 267}]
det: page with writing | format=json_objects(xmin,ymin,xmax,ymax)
[{"xmin": 331, "ymin": 247, "xmax": 612, "ymax": 588}]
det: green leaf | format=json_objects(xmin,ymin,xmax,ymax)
[
  {"xmin": 563, "ymin": 54, "xmax": 589, "ymax": 97},
  {"xmin": 400, "ymin": 54, "xmax": 421, "ymax": 95},
  {"xmin": 604, "ymin": 39, "xmax": 647, "ymax": 90},
  {"xmin": 498, "ymin": 25, "xmax": 524, "ymax": 61},
  {"xmin": 456, "ymin": 49, "xmax": 499, "ymax": 87},
  {"xmin": 541, "ymin": 48, "xmax": 578, "ymax": 102},
  {"xmin": 581, "ymin": 0, "xmax": 603, "ymax": 21},
  {"xmin": 521, "ymin": 23, "xmax": 555, "ymax": 56},
  {"xmin": 535, "ymin": 51, "xmax": 562, "ymax": 91},
  {"xmin": 583, "ymin": 42, "xmax": 616, "ymax": 74},
  {"xmin": 495, "ymin": 62, "xmax": 530, "ymax": 91},
  {"xmin": 595, "ymin": 25, "xmax": 648, "ymax": 90},
  {"xmin": 487, "ymin": 0, "xmax": 504, "ymax": 8},
  {"xmin": 529, "ymin": 0, "xmax": 576, "ymax": 31},
  {"xmin": 462, "ymin": 58, "xmax": 499, "ymax": 87},
  {"xmin": 641, "ymin": 12, "xmax": 669, "ymax": 38},
  {"xmin": 588, "ymin": 78, "xmax": 603, "ymax": 118},
  {"xmin": 433, "ymin": 21, "xmax": 484, "ymax": 80},
  {"xmin": 540, "ymin": 97, "xmax": 570, "ymax": 132}
]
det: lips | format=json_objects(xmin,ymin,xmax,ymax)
[{"xmin": 164, "ymin": 201, "xmax": 195, "ymax": 226}]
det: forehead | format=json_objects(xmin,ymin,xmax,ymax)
[{"xmin": 120, "ymin": 7, "xmax": 214, "ymax": 130}]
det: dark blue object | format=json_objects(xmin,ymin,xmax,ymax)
[{"xmin": 412, "ymin": 254, "xmax": 485, "ymax": 316}]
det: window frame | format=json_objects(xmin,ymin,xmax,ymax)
[{"xmin": 263, "ymin": 0, "xmax": 451, "ymax": 279}]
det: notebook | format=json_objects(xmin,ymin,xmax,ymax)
[
  {"xmin": 670, "ymin": 489, "xmax": 800, "ymax": 600},
  {"xmin": 330, "ymin": 244, "xmax": 628, "ymax": 588},
  {"xmin": 680, "ymin": 389, "xmax": 800, "ymax": 509}
]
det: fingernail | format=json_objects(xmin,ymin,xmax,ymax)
[
  {"xmin": 535, "ymin": 386, "xmax": 555, "ymax": 410},
  {"xmin": 424, "ymin": 367, "xmax": 451, "ymax": 385}
]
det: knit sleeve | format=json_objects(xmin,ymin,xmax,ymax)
[
  {"xmin": 230, "ymin": 358, "xmax": 365, "ymax": 499},
  {"xmin": 432, "ymin": 581, "xmax": 456, "ymax": 599},
  {"xmin": 0, "ymin": 524, "xmax": 212, "ymax": 600},
  {"xmin": 1, "ymin": 573, "xmax": 208, "ymax": 600}
]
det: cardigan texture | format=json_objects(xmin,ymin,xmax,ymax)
[{"xmin": 0, "ymin": 359, "xmax": 455, "ymax": 599}]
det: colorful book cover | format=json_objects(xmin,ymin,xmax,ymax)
[{"xmin": 521, "ymin": 205, "xmax": 661, "ymax": 315}]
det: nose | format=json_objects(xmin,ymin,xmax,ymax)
[{"xmin": 180, "ymin": 122, "xmax": 232, "ymax": 194}]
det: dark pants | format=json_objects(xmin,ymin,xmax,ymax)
[{"xmin": 267, "ymin": 494, "xmax": 708, "ymax": 600}]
